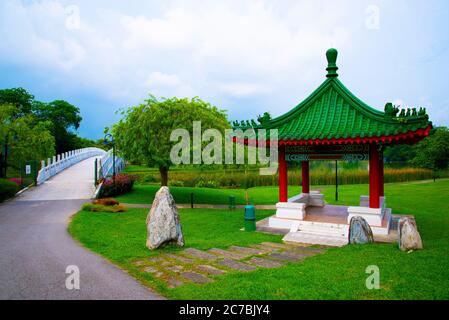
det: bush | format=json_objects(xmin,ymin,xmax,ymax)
[
  {"xmin": 195, "ymin": 179, "xmax": 219, "ymax": 188},
  {"xmin": 99, "ymin": 174, "xmax": 136, "ymax": 197},
  {"xmin": 141, "ymin": 173, "xmax": 158, "ymax": 183},
  {"xmin": 170, "ymin": 180, "xmax": 185, "ymax": 187},
  {"xmin": 82, "ymin": 202, "xmax": 128, "ymax": 213},
  {"xmin": 93, "ymin": 198, "xmax": 119, "ymax": 206},
  {"xmin": 129, "ymin": 165, "xmax": 443, "ymax": 189},
  {"xmin": 0, "ymin": 178, "xmax": 19, "ymax": 202}
]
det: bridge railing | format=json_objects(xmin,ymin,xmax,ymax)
[
  {"xmin": 37, "ymin": 147, "xmax": 107, "ymax": 185},
  {"xmin": 98, "ymin": 149, "xmax": 125, "ymax": 180}
]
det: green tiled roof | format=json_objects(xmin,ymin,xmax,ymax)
[{"xmin": 254, "ymin": 49, "xmax": 431, "ymax": 142}]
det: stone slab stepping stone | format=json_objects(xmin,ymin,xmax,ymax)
[
  {"xmin": 166, "ymin": 265, "xmax": 184, "ymax": 273},
  {"xmin": 218, "ymin": 258, "xmax": 256, "ymax": 272},
  {"xmin": 250, "ymin": 244, "xmax": 280, "ymax": 252},
  {"xmin": 165, "ymin": 253, "xmax": 195, "ymax": 264},
  {"xmin": 181, "ymin": 272, "xmax": 213, "ymax": 284},
  {"xmin": 208, "ymin": 248, "xmax": 248, "ymax": 259},
  {"xmin": 166, "ymin": 277, "xmax": 184, "ymax": 288},
  {"xmin": 148, "ymin": 256, "xmax": 172, "ymax": 266},
  {"xmin": 261, "ymin": 242, "xmax": 295, "ymax": 250},
  {"xmin": 248, "ymin": 257, "xmax": 284, "ymax": 268},
  {"xmin": 143, "ymin": 266, "xmax": 158, "ymax": 273},
  {"xmin": 268, "ymin": 251, "xmax": 307, "ymax": 262},
  {"xmin": 182, "ymin": 248, "xmax": 218, "ymax": 261},
  {"xmin": 196, "ymin": 264, "xmax": 227, "ymax": 275},
  {"xmin": 133, "ymin": 260, "xmax": 146, "ymax": 266},
  {"xmin": 229, "ymin": 246, "xmax": 268, "ymax": 255}
]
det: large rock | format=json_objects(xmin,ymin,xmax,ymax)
[
  {"xmin": 398, "ymin": 217, "xmax": 423, "ymax": 251},
  {"xmin": 146, "ymin": 186, "xmax": 184, "ymax": 250},
  {"xmin": 349, "ymin": 216, "xmax": 374, "ymax": 244}
]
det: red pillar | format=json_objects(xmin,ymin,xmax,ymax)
[
  {"xmin": 278, "ymin": 145, "xmax": 288, "ymax": 202},
  {"xmin": 369, "ymin": 144, "xmax": 380, "ymax": 208},
  {"xmin": 302, "ymin": 161, "xmax": 310, "ymax": 193},
  {"xmin": 379, "ymin": 150, "xmax": 384, "ymax": 197}
]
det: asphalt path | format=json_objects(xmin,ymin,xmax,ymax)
[{"xmin": 0, "ymin": 157, "xmax": 163, "ymax": 300}]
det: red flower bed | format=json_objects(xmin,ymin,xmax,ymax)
[
  {"xmin": 99, "ymin": 174, "xmax": 136, "ymax": 197},
  {"xmin": 8, "ymin": 178, "xmax": 23, "ymax": 187}
]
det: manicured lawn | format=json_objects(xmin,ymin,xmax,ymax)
[
  {"xmin": 116, "ymin": 179, "xmax": 442, "ymax": 208},
  {"xmin": 70, "ymin": 179, "xmax": 449, "ymax": 299}
]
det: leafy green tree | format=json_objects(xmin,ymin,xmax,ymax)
[
  {"xmin": 410, "ymin": 127, "xmax": 449, "ymax": 173},
  {"xmin": 0, "ymin": 88, "xmax": 34, "ymax": 118},
  {"xmin": 384, "ymin": 144, "xmax": 416, "ymax": 163},
  {"xmin": 113, "ymin": 96, "xmax": 230, "ymax": 186},
  {"xmin": 33, "ymin": 100, "xmax": 82, "ymax": 153},
  {"xmin": 0, "ymin": 104, "xmax": 54, "ymax": 177}
]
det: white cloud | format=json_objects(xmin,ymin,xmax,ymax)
[
  {"xmin": 219, "ymin": 82, "xmax": 265, "ymax": 96},
  {"xmin": 1, "ymin": 0, "xmax": 448, "ymax": 136},
  {"xmin": 144, "ymin": 72, "xmax": 181, "ymax": 87}
]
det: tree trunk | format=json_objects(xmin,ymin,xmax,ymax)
[{"xmin": 159, "ymin": 166, "xmax": 168, "ymax": 186}]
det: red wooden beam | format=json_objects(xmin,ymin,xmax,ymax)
[
  {"xmin": 369, "ymin": 144, "xmax": 380, "ymax": 208},
  {"xmin": 302, "ymin": 161, "xmax": 310, "ymax": 193},
  {"xmin": 379, "ymin": 150, "xmax": 384, "ymax": 197},
  {"xmin": 278, "ymin": 145, "xmax": 288, "ymax": 202}
]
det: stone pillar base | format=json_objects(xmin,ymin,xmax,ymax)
[{"xmin": 275, "ymin": 202, "xmax": 306, "ymax": 220}]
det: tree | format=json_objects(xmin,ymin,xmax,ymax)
[
  {"xmin": 0, "ymin": 88, "xmax": 34, "ymax": 118},
  {"xmin": 384, "ymin": 144, "xmax": 416, "ymax": 163},
  {"xmin": 0, "ymin": 104, "xmax": 54, "ymax": 177},
  {"xmin": 113, "ymin": 96, "xmax": 230, "ymax": 186},
  {"xmin": 409, "ymin": 127, "xmax": 449, "ymax": 173},
  {"xmin": 33, "ymin": 100, "xmax": 82, "ymax": 153}
]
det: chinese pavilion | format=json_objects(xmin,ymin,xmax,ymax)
[{"xmin": 242, "ymin": 48, "xmax": 432, "ymax": 246}]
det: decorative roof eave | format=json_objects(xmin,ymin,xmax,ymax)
[
  {"xmin": 233, "ymin": 124, "xmax": 432, "ymax": 147},
  {"xmin": 260, "ymin": 77, "xmax": 428, "ymax": 129},
  {"xmin": 277, "ymin": 124, "xmax": 432, "ymax": 146},
  {"xmin": 232, "ymin": 48, "xmax": 432, "ymax": 140}
]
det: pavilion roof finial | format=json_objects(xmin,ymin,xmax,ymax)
[{"xmin": 326, "ymin": 48, "xmax": 338, "ymax": 78}]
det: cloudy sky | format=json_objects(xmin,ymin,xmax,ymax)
[{"xmin": 1, "ymin": 0, "xmax": 448, "ymax": 138}]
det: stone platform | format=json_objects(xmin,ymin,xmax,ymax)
[
  {"xmin": 263, "ymin": 192, "xmax": 398, "ymax": 247},
  {"xmin": 257, "ymin": 208, "xmax": 405, "ymax": 245}
]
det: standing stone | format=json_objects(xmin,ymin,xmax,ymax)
[
  {"xmin": 398, "ymin": 217, "xmax": 423, "ymax": 251},
  {"xmin": 349, "ymin": 216, "xmax": 374, "ymax": 244},
  {"xmin": 146, "ymin": 186, "xmax": 184, "ymax": 250}
]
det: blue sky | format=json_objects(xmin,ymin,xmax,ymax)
[{"xmin": 1, "ymin": 0, "xmax": 448, "ymax": 139}]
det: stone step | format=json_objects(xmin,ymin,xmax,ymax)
[
  {"xmin": 208, "ymin": 248, "xmax": 249, "ymax": 259},
  {"xmin": 283, "ymin": 231, "xmax": 348, "ymax": 247}
]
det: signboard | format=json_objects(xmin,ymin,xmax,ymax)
[
  {"xmin": 285, "ymin": 145, "xmax": 369, "ymax": 161},
  {"xmin": 286, "ymin": 153, "xmax": 368, "ymax": 161},
  {"xmin": 25, "ymin": 165, "xmax": 31, "ymax": 175},
  {"xmin": 285, "ymin": 144, "xmax": 369, "ymax": 154}
]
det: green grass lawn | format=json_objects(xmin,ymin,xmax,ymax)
[{"xmin": 70, "ymin": 179, "xmax": 449, "ymax": 299}]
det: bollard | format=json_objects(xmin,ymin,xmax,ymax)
[
  {"xmin": 229, "ymin": 195, "xmax": 236, "ymax": 210},
  {"xmin": 244, "ymin": 205, "xmax": 256, "ymax": 231}
]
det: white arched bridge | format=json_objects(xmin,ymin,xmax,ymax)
[{"xmin": 0, "ymin": 147, "xmax": 162, "ymax": 300}]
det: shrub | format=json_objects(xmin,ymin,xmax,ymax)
[
  {"xmin": 82, "ymin": 202, "xmax": 128, "ymax": 213},
  {"xmin": 170, "ymin": 180, "xmax": 184, "ymax": 187},
  {"xmin": 99, "ymin": 174, "xmax": 136, "ymax": 197},
  {"xmin": 93, "ymin": 198, "xmax": 119, "ymax": 206},
  {"xmin": 0, "ymin": 178, "xmax": 19, "ymax": 202},
  {"xmin": 129, "ymin": 165, "xmax": 444, "ymax": 189},
  {"xmin": 8, "ymin": 177, "xmax": 23, "ymax": 187},
  {"xmin": 195, "ymin": 179, "xmax": 219, "ymax": 188},
  {"xmin": 141, "ymin": 173, "xmax": 158, "ymax": 183}
]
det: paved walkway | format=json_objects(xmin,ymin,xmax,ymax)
[
  {"xmin": 0, "ymin": 157, "xmax": 163, "ymax": 300},
  {"xmin": 133, "ymin": 242, "xmax": 325, "ymax": 288}
]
